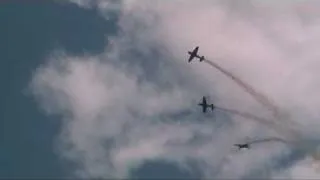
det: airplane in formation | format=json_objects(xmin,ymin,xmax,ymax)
[
  {"xmin": 188, "ymin": 46, "xmax": 205, "ymax": 62},
  {"xmin": 234, "ymin": 143, "xmax": 250, "ymax": 150},
  {"xmin": 198, "ymin": 96, "xmax": 215, "ymax": 113},
  {"xmin": 188, "ymin": 46, "xmax": 255, "ymax": 151}
]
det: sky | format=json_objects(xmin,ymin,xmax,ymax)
[
  {"xmin": 4, "ymin": 0, "xmax": 320, "ymax": 179},
  {"xmin": 0, "ymin": 1, "xmax": 116, "ymax": 178}
]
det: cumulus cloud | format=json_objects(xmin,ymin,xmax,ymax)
[{"xmin": 29, "ymin": 0, "xmax": 320, "ymax": 179}]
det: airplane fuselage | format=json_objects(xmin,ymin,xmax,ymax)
[
  {"xmin": 188, "ymin": 51, "xmax": 201, "ymax": 59},
  {"xmin": 188, "ymin": 46, "xmax": 205, "ymax": 62},
  {"xmin": 235, "ymin": 144, "xmax": 250, "ymax": 149},
  {"xmin": 198, "ymin": 96, "xmax": 215, "ymax": 113}
]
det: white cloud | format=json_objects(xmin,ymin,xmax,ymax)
[
  {"xmin": 29, "ymin": 0, "xmax": 320, "ymax": 179},
  {"xmin": 272, "ymin": 156, "xmax": 320, "ymax": 179}
]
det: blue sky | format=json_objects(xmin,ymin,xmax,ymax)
[
  {"xmin": 0, "ymin": 1, "xmax": 116, "ymax": 177},
  {"xmin": 4, "ymin": 0, "xmax": 320, "ymax": 179}
]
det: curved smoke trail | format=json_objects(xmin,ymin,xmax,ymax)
[
  {"xmin": 204, "ymin": 59, "xmax": 279, "ymax": 117},
  {"xmin": 247, "ymin": 137, "xmax": 288, "ymax": 145},
  {"xmin": 202, "ymin": 58, "xmax": 320, "ymax": 166},
  {"xmin": 203, "ymin": 58, "xmax": 303, "ymax": 144},
  {"xmin": 215, "ymin": 106, "xmax": 299, "ymax": 144}
]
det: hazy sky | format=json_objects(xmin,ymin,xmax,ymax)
[{"xmin": 4, "ymin": 0, "xmax": 320, "ymax": 179}]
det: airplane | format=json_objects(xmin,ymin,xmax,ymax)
[
  {"xmin": 198, "ymin": 96, "xmax": 215, "ymax": 113},
  {"xmin": 234, "ymin": 143, "xmax": 250, "ymax": 150},
  {"xmin": 188, "ymin": 46, "xmax": 205, "ymax": 62}
]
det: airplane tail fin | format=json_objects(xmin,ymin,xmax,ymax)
[
  {"xmin": 210, "ymin": 104, "xmax": 214, "ymax": 111},
  {"xmin": 234, "ymin": 144, "xmax": 242, "ymax": 150}
]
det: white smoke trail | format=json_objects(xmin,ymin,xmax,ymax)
[
  {"xmin": 204, "ymin": 59, "xmax": 279, "ymax": 117},
  {"xmin": 248, "ymin": 137, "xmax": 288, "ymax": 145},
  {"xmin": 215, "ymin": 106, "xmax": 299, "ymax": 143},
  {"xmin": 205, "ymin": 59, "xmax": 314, "ymax": 161},
  {"xmin": 204, "ymin": 58, "xmax": 310, "ymax": 156}
]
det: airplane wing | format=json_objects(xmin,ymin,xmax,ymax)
[
  {"xmin": 193, "ymin": 46, "xmax": 199, "ymax": 54},
  {"xmin": 202, "ymin": 105, "xmax": 206, "ymax": 113},
  {"xmin": 188, "ymin": 46, "xmax": 199, "ymax": 62},
  {"xmin": 202, "ymin": 97, "xmax": 207, "ymax": 113},
  {"xmin": 202, "ymin": 96, "xmax": 207, "ymax": 105},
  {"xmin": 188, "ymin": 54, "xmax": 195, "ymax": 62}
]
